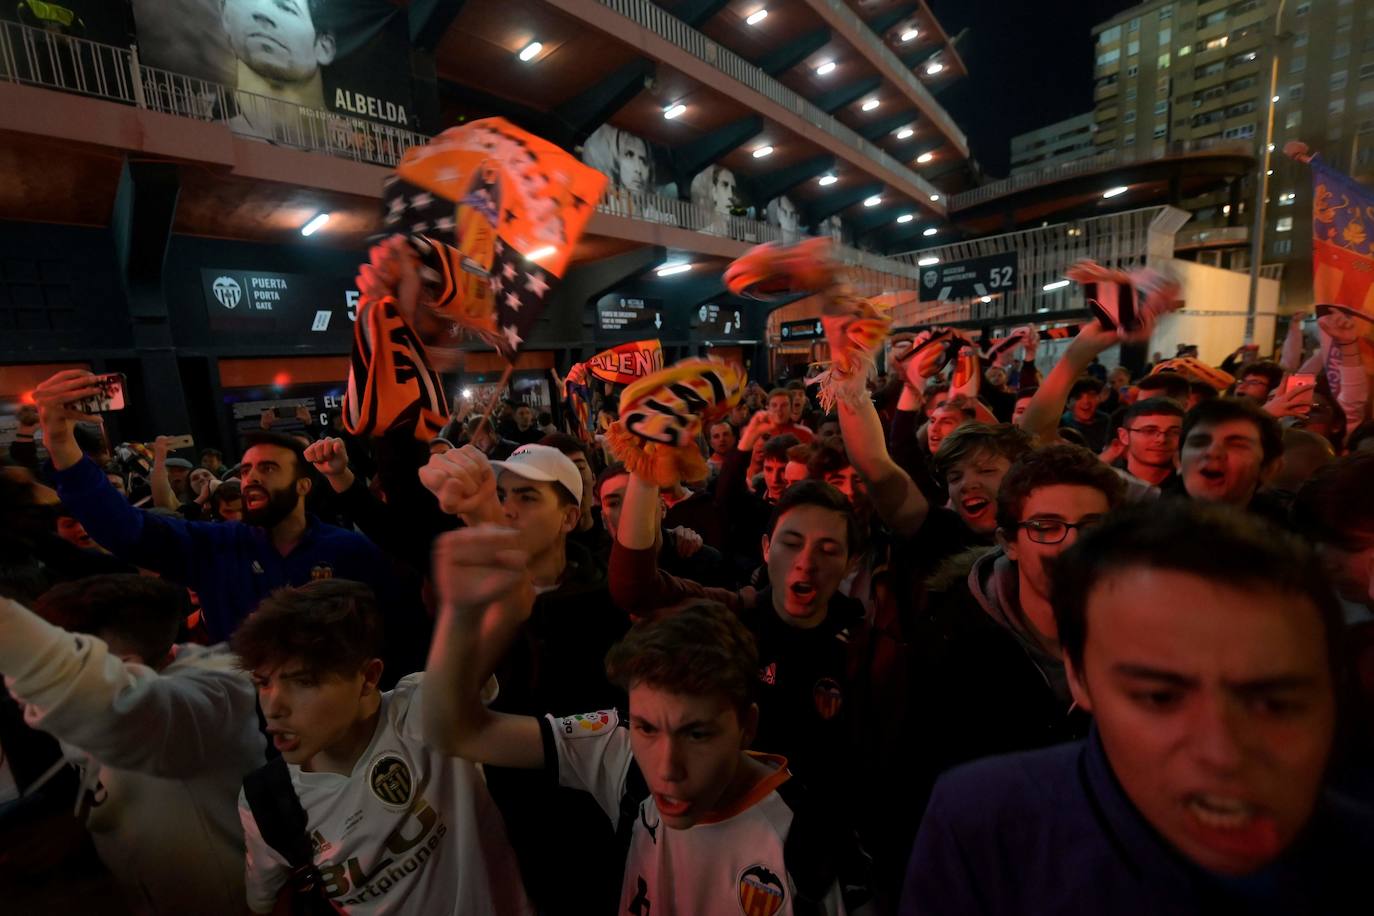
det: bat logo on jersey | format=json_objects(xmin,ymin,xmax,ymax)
[
  {"xmin": 368, "ymin": 754, "xmax": 415, "ymax": 808},
  {"xmin": 738, "ymin": 864, "xmax": 786, "ymax": 916},
  {"xmin": 560, "ymin": 710, "xmax": 616, "ymax": 737},
  {"xmin": 813, "ymin": 678, "xmax": 844, "ymax": 721}
]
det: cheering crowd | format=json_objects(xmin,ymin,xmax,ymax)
[{"xmin": 3, "ymin": 259, "xmax": 1374, "ymax": 915}]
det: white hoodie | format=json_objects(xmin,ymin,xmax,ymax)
[{"xmin": 0, "ymin": 597, "xmax": 265, "ymax": 916}]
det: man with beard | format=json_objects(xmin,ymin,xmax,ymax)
[{"xmin": 32, "ymin": 370, "xmax": 412, "ymax": 659}]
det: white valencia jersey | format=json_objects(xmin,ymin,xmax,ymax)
[
  {"xmin": 547, "ymin": 709, "xmax": 847, "ymax": 916},
  {"xmin": 239, "ymin": 674, "xmax": 531, "ymax": 916}
]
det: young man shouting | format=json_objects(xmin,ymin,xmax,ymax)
[
  {"xmin": 902, "ymin": 501, "xmax": 1374, "ymax": 914},
  {"xmin": 422, "ymin": 526, "xmax": 871, "ymax": 916},
  {"xmin": 234, "ymin": 578, "xmax": 530, "ymax": 915}
]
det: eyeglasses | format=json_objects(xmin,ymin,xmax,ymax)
[
  {"xmin": 1017, "ymin": 516, "xmax": 1104, "ymax": 544},
  {"xmin": 1125, "ymin": 426, "xmax": 1182, "ymax": 441}
]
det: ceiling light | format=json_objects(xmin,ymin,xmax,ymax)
[
  {"xmin": 656, "ymin": 263, "xmax": 692, "ymax": 277},
  {"xmin": 926, "ymin": 62, "xmax": 944, "ymax": 75},
  {"xmin": 862, "ymin": 98, "xmax": 880, "ymax": 111},
  {"xmin": 929, "ymin": 194, "xmax": 940, "ymax": 201},
  {"xmin": 1103, "ymin": 185, "xmax": 1128, "ymax": 198},
  {"xmin": 300, "ymin": 213, "xmax": 330, "ymax": 236},
  {"xmin": 1266, "ymin": 169, "xmax": 1274, "ymax": 176},
  {"xmin": 897, "ymin": 213, "xmax": 914, "ymax": 223},
  {"xmin": 461, "ymin": 388, "xmax": 472, "ymax": 399},
  {"xmin": 746, "ymin": 8, "xmax": 768, "ymax": 25},
  {"xmin": 922, "ymin": 226, "xmax": 938, "ymax": 237},
  {"xmin": 819, "ymin": 173, "xmax": 838, "ymax": 186},
  {"xmin": 918, "ymin": 256, "xmax": 940, "ymax": 267},
  {"xmin": 816, "ymin": 60, "xmax": 836, "ymax": 76},
  {"xmin": 1267, "ymin": 143, "xmax": 1275, "ymax": 152},
  {"xmin": 896, "ymin": 127, "xmax": 915, "ymax": 139},
  {"xmin": 518, "ymin": 41, "xmax": 542, "ymax": 62},
  {"xmin": 981, "ymin": 296, "xmax": 993, "ymax": 303},
  {"xmin": 900, "ymin": 28, "xmax": 919, "ymax": 42},
  {"xmin": 526, "ymin": 246, "xmax": 557, "ymax": 261},
  {"xmin": 1043, "ymin": 279, "xmax": 1071, "ymax": 291},
  {"xmin": 752, "ymin": 146, "xmax": 774, "ymax": 158},
  {"xmin": 663, "ymin": 103, "xmax": 687, "ymax": 120},
  {"xmin": 916, "ymin": 152, "xmax": 934, "ymax": 163},
  {"xmin": 1272, "ymin": 95, "xmax": 1280, "ymax": 102},
  {"xmin": 864, "ymin": 195, "xmax": 882, "ymax": 207}
]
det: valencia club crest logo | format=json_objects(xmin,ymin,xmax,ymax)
[
  {"xmin": 813, "ymin": 677, "xmax": 844, "ymax": 721},
  {"xmin": 738, "ymin": 864, "xmax": 786, "ymax": 916}
]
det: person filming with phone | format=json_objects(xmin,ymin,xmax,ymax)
[{"xmin": 31, "ymin": 370, "xmax": 429, "ymax": 678}]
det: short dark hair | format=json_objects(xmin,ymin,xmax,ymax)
[
  {"xmin": 596, "ymin": 461, "xmax": 629, "ymax": 497},
  {"xmin": 785, "ymin": 442, "xmax": 813, "ymax": 465},
  {"xmin": 1122, "ymin": 396, "xmax": 1185, "ymax": 426},
  {"xmin": 767, "ymin": 388, "xmax": 791, "ymax": 402},
  {"xmin": 200, "ymin": 448, "xmax": 223, "ymax": 461},
  {"xmin": 605, "ymin": 601, "xmax": 759, "ymax": 719},
  {"xmin": 1291, "ymin": 453, "xmax": 1374, "ymax": 551},
  {"xmin": 805, "ymin": 436, "xmax": 851, "ymax": 479},
  {"xmin": 231, "ymin": 579, "xmax": 383, "ymax": 678},
  {"xmin": 708, "ymin": 418, "xmax": 736, "ymax": 435},
  {"xmin": 1051, "ymin": 501, "xmax": 1344, "ymax": 676},
  {"xmin": 36, "ymin": 574, "xmax": 189, "ymax": 664},
  {"xmin": 1069, "ymin": 378, "xmax": 1103, "ymax": 400},
  {"xmin": 762, "ymin": 433, "xmax": 800, "ymax": 463},
  {"xmin": 538, "ymin": 432, "xmax": 587, "ymax": 460},
  {"xmin": 1182, "ymin": 397, "xmax": 1283, "ymax": 467},
  {"xmin": 764, "ymin": 479, "xmax": 857, "ymax": 556},
  {"xmin": 995, "ymin": 444, "xmax": 1126, "ymax": 533},
  {"xmin": 1238, "ymin": 360, "xmax": 1284, "ymax": 392},
  {"xmin": 1189, "ymin": 380, "xmax": 1219, "ymax": 401},
  {"xmin": 240, "ymin": 431, "xmax": 309, "ymax": 479},
  {"xmin": 210, "ymin": 481, "xmax": 242, "ymax": 516},
  {"xmin": 1345, "ymin": 420, "xmax": 1374, "ymax": 453},
  {"xmin": 934, "ymin": 423, "xmax": 1034, "ymax": 481},
  {"xmin": 1136, "ymin": 372, "xmax": 1190, "ymax": 402}
]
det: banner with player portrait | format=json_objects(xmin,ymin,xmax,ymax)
[{"xmin": 130, "ymin": 0, "xmax": 415, "ymax": 130}]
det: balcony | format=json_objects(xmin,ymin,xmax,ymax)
[
  {"xmin": 0, "ymin": 19, "xmax": 428, "ymax": 169},
  {"xmin": 1176, "ymin": 225, "xmax": 1249, "ymax": 249}
]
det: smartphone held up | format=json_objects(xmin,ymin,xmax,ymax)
[{"xmin": 65, "ymin": 373, "xmax": 127, "ymax": 414}]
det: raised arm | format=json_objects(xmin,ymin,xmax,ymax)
[
  {"xmin": 423, "ymin": 526, "xmax": 545, "ymax": 767},
  {"xmin": 837, "ymin": 352, "xmax": 931, "ymax": 537},
  {"xmin": 149, "ymin": 436, "xmax": 180, "ymax": 511},
  {"xmin": 611, "ymin": 471, "xmax": 741, "ymax": 616},
  {"xmin": 0, "ymin": 597, "xmax": 259, "ymax": 778},
  {"xmin": 1016, "ymin": 324, "xmax": 1116, "ymax": 445}
]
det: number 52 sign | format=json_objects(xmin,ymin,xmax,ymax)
[{"xmin": 919, "ymin": 251, "xmax": 1018, "ymax": 302}]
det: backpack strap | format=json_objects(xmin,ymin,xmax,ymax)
[
  {"xmin": 243, "ymin": 757, "xmax": 328, "ymax": 904},
  {"xmin": 777, "ymin": 777, "xmax": 874, "ymax": 916},
  {"xmin": 616, "ymin": 759, "xmax": 650, "ymax": 852}
]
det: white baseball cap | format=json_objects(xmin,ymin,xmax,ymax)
[{"xmin": 491, "ymin": 444, "xmax": 583, "ymax": 504}]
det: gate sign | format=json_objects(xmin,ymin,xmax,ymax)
[
  {"xmin": 780, "ymin": 318, "xmax": 824, "ymax": 341},
  {"xmin": 596, "ymin": 295, "xmax": 664, "ymax": 333},
  {"xmin": 919, "ymin": 251, "xmax": 1018, "ymax": 302}
]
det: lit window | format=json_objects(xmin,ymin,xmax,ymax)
[
  {"xmin": 1278, "ymin": 192, "xmax": 1296, "ymax": 206},
  {"xmin": 1159, "ymin": 28, "xmax": 1171, "ymax": 47},
  {"xmin": 1128, "ymin": 40, "xmax": 1140, "ymax": 56},
  {"xmin": 1332, "ymin": 71, "xmax": 1348, "ymax": 91},
  {"xmin": 1330, "ymin": 98, "xmax": 1346, "ymax": 115},
  {"xmin": 1158, "ymin": 52, "xmax": 1171, "ymax": 69},
  {"xmin": 1286, "ymin": 110, "xmax": 1302, "ymax": 129},
  {"xmin": 1125, "ymin": 110, "xmax": 1137, "ymax": 123},
  {"xmin": 1276, "ymin": 217, "xmax": 1293, "ymax": 233},
  {"xmin": 1272, "ymin": 239, "xmax": 1293, "ymax": 256}
]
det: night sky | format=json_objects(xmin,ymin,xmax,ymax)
[{"xmin": 929, "ymin": 0, "xmax": 1141, "ymax": 176}]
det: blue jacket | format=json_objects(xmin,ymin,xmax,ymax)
[
  {"xmin": 52, "ymin": 456, "xmax": 398, "ymax": 642},
  {"xmin": 901, "ymin": 729, "xmax": 1374, "ymax": 915}
]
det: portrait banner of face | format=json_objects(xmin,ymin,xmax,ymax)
[
  {"xmin": 581, "ymin": 124, "xmax": 658, "ymax": 194},
  {"xmin": 691, "ymin": 166, "xmax": 740, "ymax": 217},
  {"xmin": 130, "ymin": 0, "xmax": 416, "ymax": 128}
]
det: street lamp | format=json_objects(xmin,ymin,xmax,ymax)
[{"xmin": 1246, "ymin": 0, "xmax": 1289, "ymax": 343}]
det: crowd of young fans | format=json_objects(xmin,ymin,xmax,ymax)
[{"xmin": 2, "ymin": 304, "xmax": 1374, "ymax": 915}]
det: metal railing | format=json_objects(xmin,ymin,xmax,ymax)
[
  {"xmin": 599, "ymin": 186, "xmax": 925, "ymax": 284},
  {"xmin": 0, "ymin": 19, "xmax": 429, "ymax": 168},
  {"xmin": 948, "ymin": 138, "xmax": 1255, "ymax": 210},
  {"xmin": 883, "ymin": 206, "xmax": 1191, "ymax": 327},
  {"xmin": 594, "ymin": 0, "xmax": 939, "ymax": 198},
  {"xmin": 806, "ymin": 0, "xmax": 967, "ymax": 153}
]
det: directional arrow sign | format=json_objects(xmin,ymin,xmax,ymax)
[
  {"xmin": 919, "ymin": 252, "xmax": 1018, "ymax": 302},
  {"xmin": 596, "ymin": 295, "xmax": 664, "ymax": 334}
]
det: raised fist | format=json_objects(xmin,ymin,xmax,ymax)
[
  {"xmin": 432, "ymin": 526, "xmax": 533, "ymax": 617},
  {"xmin": 304, "ymin": 438, "xmax": 350, "ymax": 477},
  {"xmin": 419, "ymin": 444, "xmax": 499, "ymax": 519}
]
